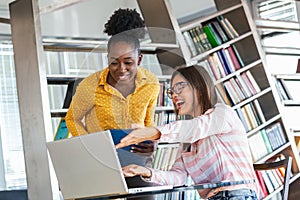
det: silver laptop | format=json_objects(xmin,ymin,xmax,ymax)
[{"xmin": 46, "ymin": 130, "xmax": 172, "ymax": 200}]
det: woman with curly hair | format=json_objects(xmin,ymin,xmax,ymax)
[{"xmin": 65, "ymin": 8, "xmax": 160, "ymax": 154}]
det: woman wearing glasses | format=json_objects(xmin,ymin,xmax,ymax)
[{"xmin": 116, "ymin": 65, "xmax": 259, "ymax": 199}]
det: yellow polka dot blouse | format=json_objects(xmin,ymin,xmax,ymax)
[{"xmin": 65, "ymin": 67, "xmax": 160, "ymax": 136}]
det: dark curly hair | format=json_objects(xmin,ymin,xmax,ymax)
[
  {"xmin": 104, "ymin": 8, "xmax": 146, "ymax": 39},
  {"xmin": 104, "ymin": 8, "xmax": 146, "ymax": 53}
]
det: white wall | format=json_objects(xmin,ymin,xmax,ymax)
[
  {"xmin": 38, "ymin": 0, "xmax": 215, "ymax": 38},
  {"xmin": 1, "ymin": 0, "xmax": 215, "ymax": 38}
]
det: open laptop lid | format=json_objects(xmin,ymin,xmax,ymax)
[{"xmin": 47, "ymin": 130, "xmax": 129, "ymax": 199}]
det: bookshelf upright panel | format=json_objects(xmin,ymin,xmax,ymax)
[{"xmin": 138, "ymin": 0, "xmax": 300, "ymax": 199}]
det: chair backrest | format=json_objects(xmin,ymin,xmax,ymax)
[{"xmin": 253, "ymin": 156, "xmax": 292, "ymax": 200}]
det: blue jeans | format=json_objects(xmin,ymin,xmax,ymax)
[{"xmin": 208, "ymin": 189, "xmax": 258, "ymax": 200}]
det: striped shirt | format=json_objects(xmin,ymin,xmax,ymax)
[
  {"xmin": 151, "ymin": 103, "xmax": 259, "ymax": 197},
  {"xmin": 65, "ymin": 67, "xmax": 160, "ymax": 136}
]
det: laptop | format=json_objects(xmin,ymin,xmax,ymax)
[{"xmin": 46, "ymin": 130, "xmax": 173, "ymax": 200}]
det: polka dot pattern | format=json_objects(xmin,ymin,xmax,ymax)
[{"xmin": 65, "ymin": 67, "xmax": 160, "ymax": 136}]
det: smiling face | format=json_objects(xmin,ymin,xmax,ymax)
[
  {"xmin": 107, "ymin": 41, "xmax": 142, "ymax": 85},
  {"xmin": 171, "ymin": 74, "xmax": 201, "ymax": 116}
]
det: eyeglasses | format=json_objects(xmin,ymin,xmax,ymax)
[{"xmin": 166, "ymin": 81, "xmax": 189, "ymax": 99}]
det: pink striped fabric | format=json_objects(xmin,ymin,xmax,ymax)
[{"xmin": 150, "ymin": 103, "xmax": 259, "ymax": 196}]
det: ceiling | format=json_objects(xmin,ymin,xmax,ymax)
[{"xmin": 0, "ymin": 0, "xmax": 215, "ymax": 38}]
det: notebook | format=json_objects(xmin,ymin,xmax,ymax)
[{"xmin": 46, "ymin": 130, "xmax": 173, "ymax": 199}]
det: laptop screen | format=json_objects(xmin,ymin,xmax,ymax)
[{"xmin": 47, "ymin": 131, "xmax": 129, "ymax": 199}]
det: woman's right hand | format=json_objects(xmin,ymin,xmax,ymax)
[{"xmin": 116, "ymin": 127, "xmax": 161, "ymax": 149}]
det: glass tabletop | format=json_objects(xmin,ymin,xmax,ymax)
[{"xmin": 80, "ymin": 179, "xmax": 254, "ymax": 200}]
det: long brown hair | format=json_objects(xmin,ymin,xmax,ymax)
[{"xmin": 171, "ymin": 65, "xmax": 218, "ymax": 117}]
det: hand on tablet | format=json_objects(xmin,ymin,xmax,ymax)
[{"xmin": 116, "ymin": 127, "xmax": 161, "ymax": 149}]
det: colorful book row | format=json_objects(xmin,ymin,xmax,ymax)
[
  {"xmin": 200, "ymin": 45, "xmax": 245, "ymax": 81},
  {"xmin": 248, "ymin": 122, "xmax": 287, "ymax": 162},
  {"xmin": 256, "ymin": 167, "xmax": 284, "ymax": 197},
  {"xmin": 214, "ymin": 70, "xmax": 261, "ymax": 106},
  {"xmin": 255, "ymin": 154, "xmax": 289, "ymax": 198},
  {"xmin": 235, "ymin": 100, "xmax": 266, "ymax": 132},
  {"xmin": 183, "ymin": 16, "xmax": 239, "ymax": 57},
  {"xmin": 157, "ymin": 80, "xmax": 173, "ymax": 107}
]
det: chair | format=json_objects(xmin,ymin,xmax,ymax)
[{"xmin": 253, "ymin": 156, "xmax": 292, "ymax": 200}]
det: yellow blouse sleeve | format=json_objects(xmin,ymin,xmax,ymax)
[{"xmin": 65, "ymin": 74, "xmax": 98, "ymax": 136}]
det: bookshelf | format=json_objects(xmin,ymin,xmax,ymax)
[
  {"xmin": 137, "ymin": 0, "xmax": 300, "ymax": 199},
  {"xmin": 274, "ymin": 73, "xmax": 300, "ymax": 159}
]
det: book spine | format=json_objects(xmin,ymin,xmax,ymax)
[
  {"xmin": 211, "ymin": 20, "xmax": 229, "ymax": 43},
  {"xmin": 212, "ymin": 52, "xmax": 226, "ymax": 78},
  {"xmin": 202, "ymin": 25, "xmax": 220, "ymax": 48},
  {"xmin": 231, "ymin": 44, "xmax": 245, "ymax": 67},
  {"xmin": 195, "ymin": 26, "xmax": 212, "ymax": 51},
  {"xmin": 216, "ymin": 50, "xmax": 231, "ymax": 75},
  {"xmin": 182, "ymin": 31, "xmax": 198, "ymax": 57},
  {"xmin": 227, "ymin": 46, "xmax": 241, "ymax": 70},
  {"xmin": 223, "ymin": 17, "xmax": 239, "ymax": 38}
]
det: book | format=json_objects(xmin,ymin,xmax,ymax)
[
  {"xmin": 260, "ymin": 129, "xmax": 273, "ymax": 153},
  {"xmin": 261, "ymin": 170, "xmax": 275, "ymax": 194},
  {"xmin": 223, "ymin": 81, "xmax": 240, "ymax": 105},
  {"xmin": 241, "ymin": 72, "xmax": 258, "ymax": 95},
  {"xmin": 212, "ymin": 52, "xmax": 226, "ymax": 78},
  {"xmin": 270, "ymin": 169, "xmax": 283, "ymax": 187},
  {"xmin": 200, "ymin": 59, "xmax": 218, "ymax": 80},
  {"xmin": 235, "ymin": 76, "xmax": 252, "ymax": 98},
  {"xmin": 276, "ymin": 79, "xmax": 293, "ymax": 100},
  {"xmin": 248, "ymin": 133, "xmax": 261, "ymax": 161},
  {"xmin": 203, "ymin": 25, "xmax": 221, "ymax": 48},
  {"xmin": 231, "ymin": 44, "xmax": 245, "ymax": 67},
  {"xmin": 54, "ymin": 118, "xmax": 70, "ymax": 140},
  {"xmin": 110, "ymin": 129, "xmax": 150, "ymax": 152},
  {"xmin": 229, "ymin": 78, "xmax": 246, "ymax": 101},
  {"xmin": 207, "ymin": 23, "xmax": 223, "ymax": 45},
  {"xmin": 265, "ymin": 169, "xmax": 280, "ymax": 189},
  {"xmin": 217, "ymin": 50, "xmax": 231, "ymax": 75},
  {"xmin": 241, "ymin": 106, "xmax": 253, "ymax": 131},
  {"xmin": 235, "ymin": 108, "xmax": 250, "ymax": 132},
  {"xmin": 182, "ymin": 31, "xmax": 198, "ymax": 57},
  {"xmin": 206, "ymin": 56, "xmax": 222, "ymax": 80},
  {"xmin": 249, "ymin": 102, "xmax": 262, "ymax": 126},
  {"xmin": 223, "ymin": 17, "xmax": 239, "ymax": 37},
  {"xmin": 255, "ymin": 170, "xmax": 269, "ymax": 197},
  {"xmin": 223, "ymin": 48, "xmax": 236, "ymax": 73},
  {"xmin": 195, "ymin": 26, "xmax": 212, "ymax": 51},
  {"xmin": 215, "ymin": 83, "xmax": 233, "ymax": 106},
  {"xmin": 154, "ymin": 143, "xmax": 180, "ymax": 171},
  {"xmin": 211, "ymin": 20, "xmax": 229, "ymax": 43},
  {"xmin": 188, "ymin": 28, "xmax": 204, "ymax": 54},
  {"xmin": 227, "ymin": 46, "xmax": 242, "ymax": 70},
  {"xmin": 244, "ymin": 103, "xmax": 258, "ymax": 129},
  {"xmin": 245, "ymin": 71, "xmax": 261, "ymax": 93},
  {"xmin": 217, "ymin": 15, "xmax": 235, "ymax": 39},
  {"xmin": 252, "ymin": 99, "xmax": 266, "ymax": 124},
  {"xmin": 166, "ymin": 144, "xmax": 180, "ymax": 170}
]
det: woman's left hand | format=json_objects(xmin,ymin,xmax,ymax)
[{"xmin": 122, "ymin": 164, "xmax": 151, "ymax": 178}]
